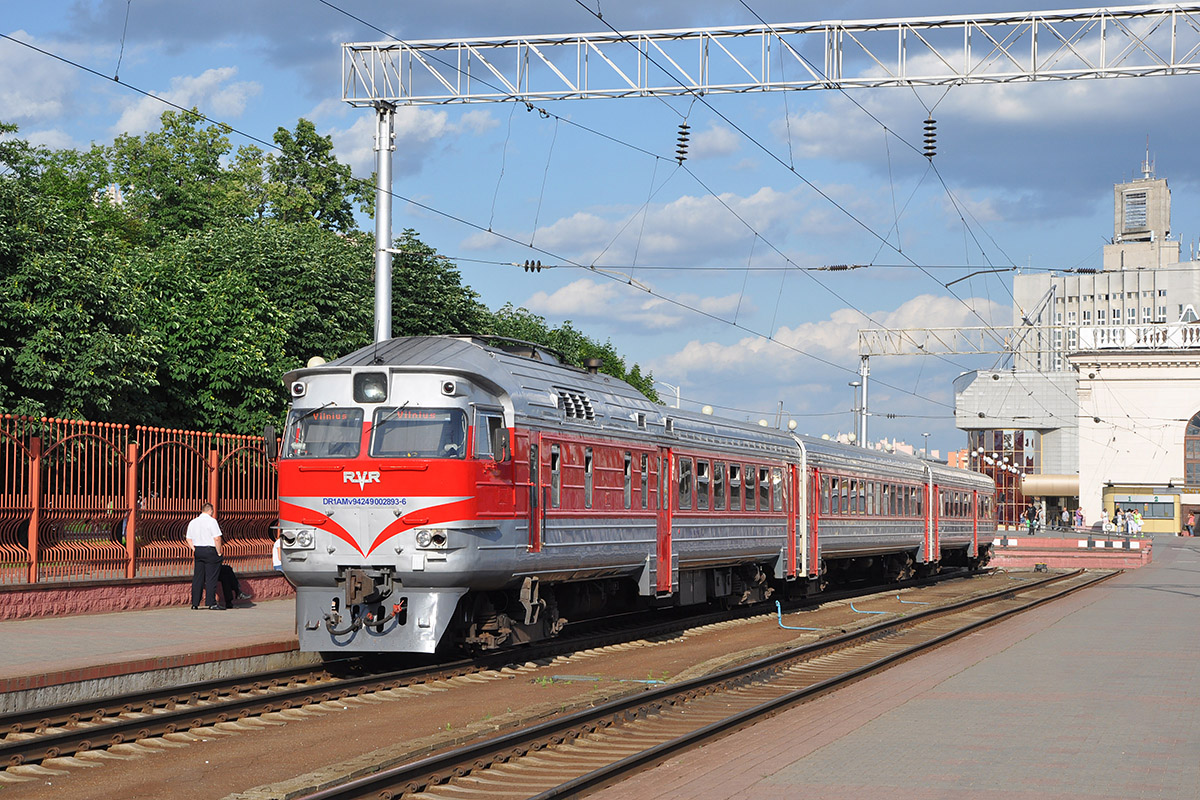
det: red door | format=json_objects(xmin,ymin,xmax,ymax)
[
  {"xmin": 972, "ymin": 489, "xmax": 979, "ymax": 556},
  {"xmin": 808, "ymin": 468, "xmax": 820, "ymax": 578},
  {"xmin": 787, "ymin": 464, "xmax": 799, "ymax": 578},
  {"xmin": 656, "ymin": 448, "xmax": 673, "ymax": 593},
  {"xmin": 527, "ymin": 432, "xmax": 542, "ymax": 553},
  {"xmin": 927, "ymin": 483, "xmax": 939, "ymax": 565}
]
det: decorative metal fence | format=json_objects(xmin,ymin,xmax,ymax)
[{"xmin": 0, "ymin": 415, "xmax": 277, "ymax": 585}]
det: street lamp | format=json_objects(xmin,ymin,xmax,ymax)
[{"xmin": 656, "ymin": 380, "xmax": 681, "ymax": 409}]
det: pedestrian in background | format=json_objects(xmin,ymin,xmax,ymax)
[
  {"xmin": 1060, "ymin": 508, "xmax": 1070, "ymax": 531},
  {"xmin": 187, "ymin": 503, "xmax": 224, "ymax": 610},
  {"xmin": 1187, "ymin": 512, "xmax": 1195, "ymax": 537}
]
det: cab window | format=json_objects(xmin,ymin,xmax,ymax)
[
  {"xmin": 473, "ymin": 410, "xmax": 506, "ymax": 459},
  {"xmin": 370, "ymin": 407, "xmax": 467, "ymax": 459},
  {"xmin": 283, "ymin": 407, "xmax": 363, "ymax": 459}
]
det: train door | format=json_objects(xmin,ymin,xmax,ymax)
[
  {"xmin": 808, "ymin": 467, "xmax": 821, "ymax": 579},
  {"xmin": 927, "ymin": 482, "xmax": 940, "ymax": 565},
  {"xmin": 787, "ymin": 464, "xmax": 798, "ymax": 578},
  {"xmin": 656, "ymin": 447, "xmax": 673, "ymax": 594},
  {"xmin": 528, "ymin": 432, "xmax": 542, "ymax": 553},
  {"xmin": 971, "ymin": 489, "xmax": 979, "ymax": 557}
]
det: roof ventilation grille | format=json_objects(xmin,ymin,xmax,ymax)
[{"xmin": 557, "ymin": 389, "xmax": 596, "ymax": 421}]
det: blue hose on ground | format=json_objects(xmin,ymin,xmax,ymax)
[
  {"xmin": 775, "ymin": 600, "xmax": 821, "ymax": 630},
  {"xmin": 849, "ymin": 602, "xmax": 886, "ymax": 615},
  {"xmin": 896, "ymin": 594, "xmax": 930, "ymax": 605}
]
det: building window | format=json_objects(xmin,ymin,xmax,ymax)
[
  {"xmin": 1158, "ymin": 306, "xmax": 1167, "ymax": 322},
  {"xmin": 1143, "ymin": 308, "xmax": 1152, "ymax": 323},
  {"xmin": 1186, "ymin": 413, "xmax": 1200, "ymax": 487},
  {"xmin": 1159, "ymin": 289, "xmax": 1168, "ymax": 297},
  {"xmin": 1097, "ymin": 309, "xmax": 1106, "ymax": 323},
  {"xmin": 1123, "ymin": 191, "xmax": 1147, "ymax": 230},
  {"xmin": 1083, "ymin": 310, "xmax": 1092, "ymax": 324}
]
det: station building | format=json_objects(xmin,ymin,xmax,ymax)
[{"xmin": 954, "ymin": 159, "xmax": 1200, "ymax": 532}]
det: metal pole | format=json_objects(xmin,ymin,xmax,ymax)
[
  {"xmin": 848, "ymin": 381, "xmax": 860, "ymax": 445},
  {"xmin": 859, "ymin": 355, "xmax": 870, "ymax": 447},
  {"xmin": 374, "ymin": 103, "xmax": 396, "ymax": 343}
]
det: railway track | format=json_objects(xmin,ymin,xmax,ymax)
[
  {"xmin": 0, "ymin": 567, "xmax": 993, "ymax": 781},
  {"xmin": 285, "ymin": 568, "xmax": 1114, "ymax": 800}
]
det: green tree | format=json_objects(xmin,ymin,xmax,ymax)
[
  {"xmin": 486, "ymin": 303, "xmax": 658, "ymax": 400},
  {"xmin": 0, "ymin": 126, "xmax": 161, "ymax": 420},
  {"xmin": 267, "ymin": 118, "xmax": 371, "ymax": 232},
  {"xmin": 107, "ymin": 109, "xmax": 236, "ymax": 242}
]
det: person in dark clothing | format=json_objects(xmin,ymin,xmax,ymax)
[{"xmin": 219, "ymin": 564, "xmax": 251, "ymax": 607}]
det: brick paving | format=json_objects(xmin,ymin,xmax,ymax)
[{"xmin": 592, "ymin": 536, "xmax": 1200, "ymax": 800}]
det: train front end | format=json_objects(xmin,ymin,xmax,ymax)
[{"xmin": 276, "ymin": 356, "xmax": 514, "ymax": 654}]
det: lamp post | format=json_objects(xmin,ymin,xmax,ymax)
[
  {"xmin": 656, "ymin": 381, "xmax": 681, "ymax": 409},
  {"xmin": 922, "ymin": 432, "xmax": 930, "ymax": 458}
]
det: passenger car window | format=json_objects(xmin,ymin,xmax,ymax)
[{"xmin": 678, "ymin": 458, "xmax": 694, "ymax": 510}]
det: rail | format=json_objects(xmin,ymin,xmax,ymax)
[{"xmin": 292, "ymin": 569, "xmax": 1114, "ymax": 800}]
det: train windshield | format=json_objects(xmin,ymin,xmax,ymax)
[
  {"xmin": 283, "ymin": 407, "xmax": 363, "ymax": 459},
  {"xmin": 370, "ymin": 407, "xmax": 468, "ymax": 459}
]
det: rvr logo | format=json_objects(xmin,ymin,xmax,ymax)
[{"xmin": 343, "ymin": 470, "xmax": 381, "ymax": 490}]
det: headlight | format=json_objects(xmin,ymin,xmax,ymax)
[
  {"xmin": 295, "ymin": 529, "xmax": 315, "ymax": 549},
  {"xmin": 354, "ymin": 372, "xmax": 388, "ymax": 403},
  {"xmin": 415, "ymin": 529, "xmax": 448, "ymax": 549}
]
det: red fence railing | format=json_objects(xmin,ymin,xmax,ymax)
[{"xmin": 0, "ymin": 415, "xmax": 277, "ymax": 585}]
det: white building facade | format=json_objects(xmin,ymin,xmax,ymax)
[{"xmin": 954, "ymin": 160, "xmax": 1200, "ymax": 532}]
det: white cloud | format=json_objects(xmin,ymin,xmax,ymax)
[
  {"xmin": 327, "ymin": 106, "xmax": 498, "ymax": 177},
  {"xmin": 689, "ymin": 122, "xmax": 740, "ymax": 159},
  {"xmin": 521, "ymin": 277, "xmax": 753, "ymax": 332},
  {"xmin": 23, "ymin": 128, "xmax": 77, "ymax": 150},
  {"xmin": 658, "ymin": 293, "xmax": 1005, "ymax": 379},
  {"xmin": 0, "ymin": 31, "xmax": 80, "ymax": 125},
  {"xmin": 111, "ymin": 67, "xmax": 261, "ymax": 135},
  {"xmin": 473, "ymin": 184, "xmax": 861, "ymax": 266}
]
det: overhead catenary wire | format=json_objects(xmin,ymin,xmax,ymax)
[{"xmin": 0, "ymin": 24, "xmax": 962, "ymax": 416}]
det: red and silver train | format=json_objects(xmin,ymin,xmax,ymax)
[{"xmin": 272, "ymin": 335, "xmax": 996, "ymax": 654}]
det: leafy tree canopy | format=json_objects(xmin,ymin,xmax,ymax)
[{"xmin": 0, "ymin": 114, "xmax": 655, "ymax": 433}]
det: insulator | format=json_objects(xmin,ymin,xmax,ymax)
[
  {"xmin": 923, "ymin": 116, "xmax": 936, "ymax": 159},
  {"xmin": 524, "ymin": 259, "xmax": 542, "ymax": 273},
  {"xmin": 675, "ymin": 121, "xmax": 691, "ymax": 164}
]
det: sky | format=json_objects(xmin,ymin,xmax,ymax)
[{"xmin": 5, "ymin": 1, "xmax": 1200, "ymax": 455}]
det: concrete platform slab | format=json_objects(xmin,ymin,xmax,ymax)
[{"xmin": 591, "ymin": 534, "xmax": 1200, "ymax": 800}]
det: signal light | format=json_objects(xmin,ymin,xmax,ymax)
[{"xmin": 923, "ymin": 116, "xmax": 936, "ymax": 159}]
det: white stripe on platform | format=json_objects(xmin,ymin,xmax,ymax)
[{"xmin": 1077, "ymin": 540, "xmax": 1088, "ymax": 548}]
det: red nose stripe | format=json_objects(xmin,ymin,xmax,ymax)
[
  {"xmin": 366, "ymin": 497, "xmax": 478, "ymax": 555},
  {"xmin": 279, "ymin": 501, "xmax": 365, "ymax": 556}
]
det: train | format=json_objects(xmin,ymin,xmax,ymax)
[{"xmin": 269, "ymin": 334, "xmax": 996, "ymax": 654}]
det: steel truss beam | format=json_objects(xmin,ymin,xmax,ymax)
[{"xmin": 343, "ymin": 5, "xmax": 1200, "ymax": 105}]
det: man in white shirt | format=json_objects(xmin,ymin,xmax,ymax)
[{"xmin": 186, "ymin": 503, "xmax": 224, "ymax": 610}]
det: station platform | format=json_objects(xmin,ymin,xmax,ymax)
[
  {"xmin": 591, "ymin": 533, "xmax": 1200, "ymax": 800},
  {"xmin": 0, "ymin": 596, "xmax": 313, "ymax": 714}
]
